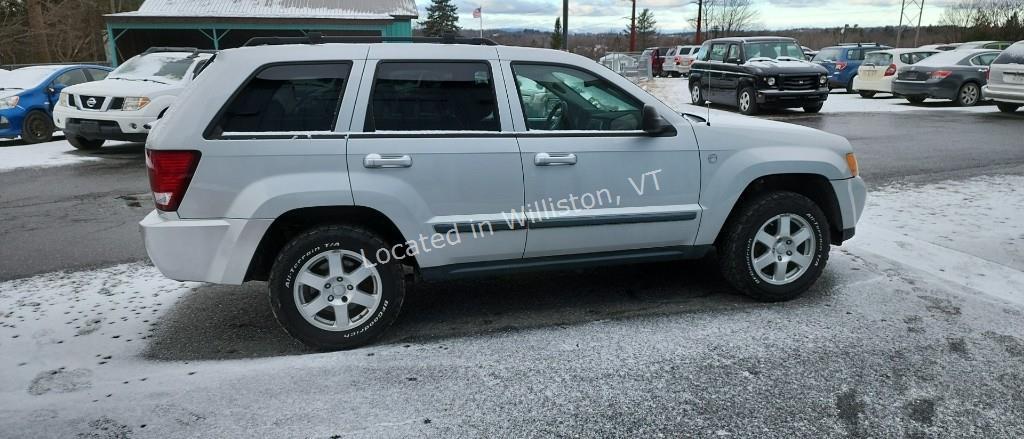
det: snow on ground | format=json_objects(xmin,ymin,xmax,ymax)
[
  {"xmin": 0, "ymin": 138, "xmax": 107, "ymax": 173},
  {"xmin": 642, "ymin": 77, "xmax": 999, "ymax": 116}
]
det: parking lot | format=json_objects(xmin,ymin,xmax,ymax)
[{"xmin": 2, "ymin": 79, "xmax": 1024, "ymax": 437}]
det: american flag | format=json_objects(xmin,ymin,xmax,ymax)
[{"xmin": 472, "ymin": 7, "xmax": 482, "ymax": 18}]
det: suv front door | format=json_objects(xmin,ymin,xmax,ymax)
[
  {"xmin": 347, "ymin": 57, "xmax": 527, "ymax": 270},
  {"xmin": 507, "ymin": 62, "xmax": 702, "ymax": 259}
]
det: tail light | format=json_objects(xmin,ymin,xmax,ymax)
[
  {"xmin": 675, "ymin": 55, "xmax": 682, "ymax": 65},
  {"xmin": 146, "ymin": 149, "xmax": 201, "ymax": 212},
  {"xmin": 836, "ymin": 61, "xmax": 848, "ymax": 71},
  {"xmin": 985, "ymin": 69, "xmax": 990, "ymax": 81},
  {"xmin": 931, "ymin": 70, "xmax": 953, "ymax": 79},
  {"xmin": 884, "ymin": 63, "xmax": 897, "ymax": 76}
]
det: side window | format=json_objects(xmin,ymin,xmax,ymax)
[
  {"xmin": 213, "ymin": 63, "xmax": 349, "ymax": 135},
  {"xmin": 513, "ymin": 63, "xmax": 643, "ymax": 132},
  {"xmin": 54, "ymin": 69, "xmax": 88, "ymax": 87},
  {"xmin": 726, "ymin": 44, "xmax": 741, "ymax": 62},
  {"xmin": 367, "ymin": 62, "xmax": 499, "ymax": 132},
  {"xmin": 666, "ymin": 48, "xmax": 676, "ymax": 57},
  {"xmin": 899, "ymin": 53, "xmax": 912, "ymax": 64},
  {"xmin": 709, "ymin": 44, "xmax": 728, "ymax": 62},
  {"xmin": 973, "ymin": 53, "xmax": 998, "ymax": 66},
  {"xmin": 87, "ymin": 69, "xmax": 109, "ymax": 81},
  {"xmin": 848, "ymin": 49, "xmax": 863, "ymax": 61}
]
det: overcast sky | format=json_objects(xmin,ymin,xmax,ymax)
[{"xmin": 414, "ymin": 0, "xmax": 949, "ymax": 33}]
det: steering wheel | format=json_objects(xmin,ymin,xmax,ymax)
[{"xmin": 545, "ymin": 101, "xmax": 567, "ymax": 130}]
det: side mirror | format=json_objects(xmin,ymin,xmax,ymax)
[
  {"xmin": 48, "ymin": 84, "xmax": 65, "ymax": 95},
  {"xmin": 641, "ymin": 105, "xmax": 675, "ymax": 136}
]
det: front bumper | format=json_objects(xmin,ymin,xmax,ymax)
[
  {"xmin": 831, "ymin": 176, "xmax": 867, "ymax": 244},
  {"xmin": 983, "ymin": 85, "xmax": 1024, "ymax": 104},
  {"xmin": 756, "ymin": 88, "xmax": 830, "ymax": 107},
  {"xmin": 53, "ymin": 107, "xmax": 156, "ymax": 142},
  {"xmin": 0, "ymin": 108, "xmax": 23, "ymax": 138},
  {"xmin": 892, "ymin": 80, "xmax": 957, "ymax": 100},
  {"xmin": 140, "ymin": 210, "xmax": 273, "ymax": 284}
]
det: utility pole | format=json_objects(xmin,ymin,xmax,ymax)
[
  {"xmin": 896, "ymin": 0, "xmax": 925, "ymax": 48},
  {"xmin": 695, "ymin": 0, "xmax": 703, "ymax": 44},
  {"xmin": 629, "ymin": 0, "xmax": 637, "ymax": 52},
  {"xmin": 562, "ymin": 0, "xmax": 569, "ymax": 51}
]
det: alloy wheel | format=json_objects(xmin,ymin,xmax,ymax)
[
  {"xmin": 292, "ymin": 249, "xmax": 382, "ymax": 331},
  {"xmin": 960, "ymin": 84, "xmax": 979, "ymax": 106},
  {"xmin": 750, "ymin": 213, "xmax": 817, "ymax": 285}
]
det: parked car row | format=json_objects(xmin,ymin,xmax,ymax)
[{"xmin": 1, "ymin": 48, "xmax": 213, "ymax": 146}]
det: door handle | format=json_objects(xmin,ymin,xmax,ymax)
[
  {"xmin": 534, "ymin": 152, "xmax": 577, "ymax": 166},
  {"xmin": 363, "ymin": 153, "xmax": 412, "ymax": 168}
]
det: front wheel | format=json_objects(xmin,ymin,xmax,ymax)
[
  {"xmin": 737, "ymin": 86, "xmax": 759, "ymax": 115},
  {"xmin": 956, "ymin": 83, "xmax": 981, "ymax": 107},
  {"xmin": 20, "ymin": 111, "xmax": 54, "ymax": 144},
  {"xmin": 717, "ymin": 191, "xmax": 830, "ymax": 302},
  {"xmin": 803, "ymin": 102, "xmax": 824, "ymax": 113},
  {"xmin": 996, "ymin": 102, "xmax": 1020, "ymax": 113},
  {"xmin": 690, "ymin": 81, "xmax": 706, "ymax": 105},
  {"xmin": 269, "ymin": 225, "xmax": 407, "ymax": 350},
  {"xmin": 68, "ymin": 136, "xmax": 105, "ymax": 150}
]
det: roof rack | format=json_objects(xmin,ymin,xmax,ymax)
[
  {"xmin": 141, "ymin": 47, "xmax": 218, "ymax": 58},
  {"xmin": 243, "ymin": 32, "xmax": 498, "ymax": 47},
  {"xmin": 837, "ymin": 42, "xmax": 882, "ymax": 47}
]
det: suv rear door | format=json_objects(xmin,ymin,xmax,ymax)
[
  {"xmin": 505, "ymin": 60, "xmax": 702, "ymax": 258},
  {"xmin": 347, "ymin": 46, "xmax": 527, "ymax": 269}
]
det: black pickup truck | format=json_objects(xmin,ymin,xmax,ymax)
[{"xmin": 688, "ymin": 37, "xmax": 830, "ymax": 115}]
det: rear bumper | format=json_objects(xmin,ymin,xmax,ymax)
[
  {"xmin": 892, "ymin": 80, "xmax": 957, "ymax": 100},
  {"xmin": 983, "ymin": 85, "xmax": 1024, "ymax": 104},
  {"xmin": 756, "ymin": 88, "xmax": 830, "ymax": 107},
  {"xmin": 852, "ymin": 75, "xmax": 894, "ymax": 93},
  {"xmin": 140, "ymin": 210, "xmax": 273, "ymax": 284},
  {"xmin": 831, "ymin": 176, "xmax": 867, "ymax": 243}
]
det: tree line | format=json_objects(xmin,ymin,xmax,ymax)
[{"xmin": 1, "ymin": 0, "xmax": 142, "ymax": 66}]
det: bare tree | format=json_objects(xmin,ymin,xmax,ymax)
[{"xmin": 26, "ymin": 0, "xmax": 51, "ymax": 63}]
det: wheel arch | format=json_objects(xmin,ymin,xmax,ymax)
[
  {"xmin": 245, "ymin": 205, "xmax": 415, "ymax": 282},
  {"xmin": 713, "ymin": 173, "xmax": 844, "ymax": 246}
]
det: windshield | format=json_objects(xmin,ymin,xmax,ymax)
[
  {"xmin": 812, "ymin": 48, "xmax": 843, "ymax": 62},
  {"xmin": 994, "ymin": 43, "xmax": 1024, "ymax": 65},
  {"xmin": 0, "ymin": 67, "xmax": 59, "ymax": 89},
  {"xmin": 744, "ymin": 42, "xmax": 805, "ymax": 61},
  {"xmin": 864, "ymin": 52, "xmax": 893, "ymax": 66},
  {"xmin": 109, "ymin": 53, "xmax": 196, "ymax": 82}
]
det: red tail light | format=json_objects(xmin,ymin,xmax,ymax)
[
  {"xmin": 836, "ymin": 61, "xmax": 848, "ymax": 71},
  {"xmin": 146, "ymin": 149, "xmax": 201, "ymax": 212},
  {"xmin": 884, "ymin": 63, "xmax": 897, "ymax": 76},
  {"xmin": 931, "ymin": 70, "xmax": 953, "ymax": 79},
  {"xmin": 675, "ymin": 55, "xmax": 682, "ymax": 65}
]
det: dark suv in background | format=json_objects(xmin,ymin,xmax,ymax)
[
  {"xmin": 813, "ymin": 43, "xmax": 891, "ymax": 93},
  {"xmin": 689, "ymin": 36, "xmax": 829, "ymax": 115}
]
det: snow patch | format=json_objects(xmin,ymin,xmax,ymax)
[{"xmin": 0, "ymin": 139, "xmax": 102, "ymax": 173}]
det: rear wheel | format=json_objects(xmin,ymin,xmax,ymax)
[
  {"xmin": 68, "ymin": 136, "xmax": 105, "ymax": 150},
  {"xmin": 269, "ymin": 225, "xmax": 406, "ymax": 350},
  {"xmin": 20, "ymin": 111, "xmax": 54, "ymax": 144},
  {"xmin": 956, "ymin": 83, "xmax": 981, "ymax": 107},
  {"xmin": 859, "ymin": 90, "xmax": 876, "ymax": 98},
  {"xmin": 717, "ymin": 191, "xmax": 830, "ymax": 302},
  {"xmin": 996, "ymin": 102, "xmax": 1020, "ymax": 113},
  {"xmin": 737, "ymin": 86, "xmax": 759, "ymax": 115},
  {"xmin": 846, "ymin": 75, "xmax": 858, "ymax": 94},
  {"xmin": 906, "ymin": 96, "xmax": 926, "ymax": 104}
]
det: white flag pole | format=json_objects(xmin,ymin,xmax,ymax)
[{"xmin": 479, "ymin": 8, "xmax": 484, "ymax": 38}]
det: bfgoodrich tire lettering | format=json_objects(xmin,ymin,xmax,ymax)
[
  {"xmin": 718, "ymin": 191, "xmax": 830, "ymax": 302},
  {"xmin": 269, "ymin": 225, "xmax": 406, "ymax": 350}
]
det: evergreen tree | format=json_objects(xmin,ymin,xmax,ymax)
[
  {"xmin": 420, "ymin": 0, "xmax": 460, "ymax": 37},
  {"xmin": 633, "ymin": 8, "xmax": 658, "ymax": 49},
  {"xmin": 551, "ymin": 17, "xmax": 563, "ymax": 49}
]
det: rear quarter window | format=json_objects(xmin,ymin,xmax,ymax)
[
  {"xmin": 994, "ymin": 44, "xmax": 1024, "ymax": 65},
  {"xmin": 813, "ymin": 48, "xmax": 842, "ymax": 61}
]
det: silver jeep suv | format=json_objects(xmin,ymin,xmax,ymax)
[{"xmin": 141, "ymin": 36, "xmax": 867, "ymax": 350}]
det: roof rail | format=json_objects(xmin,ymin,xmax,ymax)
[
  {"xmin": 837, "ymin": 42, "xmax": 881, "ymax": 47},
  {"xmin": 243, "ymin": 32, "xmax": 498, "ymax": 47},
  {"xmin": 141, "ymin": 47, "xmax": 218, "ymax": 58}
]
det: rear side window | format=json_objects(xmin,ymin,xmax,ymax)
[
  {"xmin": 970, "ymin": 53, "xmax": 999, "ymax": 66},
  {"xmin": 213, "ymin": 63, "xmax": 349, "ymax": 135},
  {"xmin": 813, "ymin": 48, "xmax": 842, "ymax": 62},
  {"xmin": 847, "ymin": 49, "xmax": 864, "ymax": 61},
  {"xmin": 994, "ymin": 43, "xmax": 1024, "ymax": 64},
  {"xmin": 54, "ymin": 69, "xmax": 88, "ymax": 87},
  {"xmin": 366, "ymin": 62, "xmax": 499, "ymax": 132}
]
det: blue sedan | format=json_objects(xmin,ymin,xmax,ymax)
[{"xmin": 1, "ymin": 64, "xmax": 112, "ymax": 143}]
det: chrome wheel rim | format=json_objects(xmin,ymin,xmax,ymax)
[
  {"xmin": 692, "ymin": 85, "xmax": 701, "ymax": 103},
  {"xmin": 739, "ymin": 92, "xmax": 751, "ymax": 112},
  {"xmin": 960, "ymin": 85, "xmax": 978, "ymax": 105},
  {"xmin": 293, "ymin": 249, "xmax": 382, "ymax": 332},
  {"xmin": 750, "ymin": 213, "xmax": 816, "ymax": 285}
]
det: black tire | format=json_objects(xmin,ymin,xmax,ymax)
[
  {"xmin": 906, "ymin": 96, "xmax": 926, "ymax": 104},
  {"xmin": 955, "ymin": 82, "xmax": 981, "ymax": 107},
  {"xmin": 997, "ymin": 102, "xmax": 1021, "ymax": 113},
  {"xmin": 858, "ymin": 90, "xmax": 876, "ymax": 98},
  {"xmin": 803, "ymin": 102, "xmax": 824, "ymax": 113},
  {"xmin": 846, "ymin": 75, "xmax": 858, "ymax": 94},
  {"xmin": 269, "ymin": 225, "xmax": 406, "ymax": 350},
  {"xmin": 20, "ymin": 111, "xmax": 54, "ymax": 144},
  {"xmin": 672, "ymin": 72, "xmax": 682, "ymax": 78},
  {"xmin": 690, "ymin": 81, "xmax": 706, "ymax": 105},
  {"xmin": 717, "ymin": 191, "xmax": 831, "ymax": 302},
  {"xmin": 68, "ymin": 136, "xmax": 105, "ymax": 150},
  {"xmin": 737, "ymin": 86, "xmax": 759, "ymax": 115}
]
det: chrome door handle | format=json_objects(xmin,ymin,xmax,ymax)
[
  {"xmin": 534, "ymin": 152, "xmax": 577, "ymax": 166},
  {"xmin": 364, "ymin": 153, "xmax": 412, "ymax": 168}
]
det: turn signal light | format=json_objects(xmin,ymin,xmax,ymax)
[
  {"xmin": 147, "ymin": 150, "xmax": 201, "ymax": 212},
  {"xmin": 846, "ymin": 153, "xmax": 859, "ymax": 177}
]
